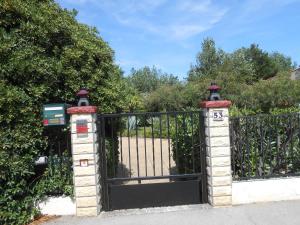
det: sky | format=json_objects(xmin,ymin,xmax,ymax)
[{"xmin": 56, "ymin": 0, "xmax": 300, "ymax": 79}]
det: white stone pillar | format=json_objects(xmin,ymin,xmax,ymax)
[
  {"xmin": 201, "ymin": 100, "xmax": 232, "ymax": 207},
  {"xmin": 67, "ymin": 106, "xmax": 100, "ymax": 216}
]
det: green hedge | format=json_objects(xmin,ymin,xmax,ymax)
[{"xmin": 0, "ymin": 0, "xmax": 130, "ymax": 224}]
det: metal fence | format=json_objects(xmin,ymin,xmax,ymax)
[
  {"xmin": 230, "ymin": 113, "xmax": 300, "ymax": 180},
  {"xmin": 97, "ymin": 110, "xmax": 208, "ymax": 210}
]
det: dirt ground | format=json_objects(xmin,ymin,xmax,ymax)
[{"xmin": 28, "ymin": 215, "xmax": 59, "ymax": 225}]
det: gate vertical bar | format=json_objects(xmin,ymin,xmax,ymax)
[{"xmin": 99, "ymin": 115, "xmax": 109, "ymax": 211}]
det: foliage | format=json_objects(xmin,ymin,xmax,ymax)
[
  {"xmin": 269, "ymin": 107, "xmax": 300, "ymax": 115},
  {"xmin": 120, "ymin": 78, "xmax": 144, "ymax": 111},
  {"xmin": 132, "ymin": 39, "xmax": 297, "ymax": 113},
  {"xmin": 244, "ymin": 44, "xmax": 278, "ymax": 80},
  {"xmin": 103, "ymin": 119, "xmax": 120, "ymax": 178},
  {"xmin": 229, "ymin": 105, "xmax": 261, "ymax": 117},
  {"xmin": 128, "ymin": 67, "xmax": 159, "ymax": 93},
  {"xmin": 188, "ymin": 40, "xmax": 287, "ymax": 82},
  {"xmin": 270, "ymin": 52, "xmax": 294, "ymax": 72},
  {"xmin": 145, "ymin": 84, "xmax": 186, "ymax": 111},
  {"xmin": 0, "ymin": 82, "xmax": 45, "ymax": 225},
  {"xmin": 170, "ymin": 112, "xmax": 203, "ymax": 174},
  {"xmin": 0, "ymin": 0, "xmax": 133, "ymax": 224},
  {"xmin": 234, "ymin": 75, "xmax": 300, "ymax": 113},
  {"xmin": 34, "ymin": 152, "xmax": 73, "ymax": 198},
  {"xmin": 189, "ymin": 38, "xmax": 224, "ymax": 80},
  {"xmin": 127, "ymin": 66, "xmax": 179, "ymax": 94}
]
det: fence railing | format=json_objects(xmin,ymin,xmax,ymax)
[{"xmin": 230, "ymin": 113, "xmax": 300, "ymax": 180}]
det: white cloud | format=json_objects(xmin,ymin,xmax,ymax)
[
  {"xmin": 171, "ymin": 24, "xmax": 207, "ymax": 39},
  {"xmin": 218, "ymin": 0, "xmax": 300, "ymax": 38},
  {"xmin": 177, "ymin": 0, "xmax": 212, "ymax": 13},
  {"xmin": 70, "ymin": 0, "xmax": 229, "ymax": 40}
]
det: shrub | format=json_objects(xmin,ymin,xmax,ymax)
[
  {"xmin": 0, "ymin": 0, "xmax": 131, "ymax": 223},
  {"xmin": 170, "ymin": 112, "xmax": 203, "ymax": 174},
  {"xmin": 34, "ymin": 152, "xmax": 73, "ymax": 198}
]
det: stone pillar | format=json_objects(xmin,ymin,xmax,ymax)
[
  {"xmin": 67, "ymin": 106, "xmax": 100, "ymax": 216},
  {"xmin": 200, "ymin": 100, "xmax": 232, "ymax": 207}
]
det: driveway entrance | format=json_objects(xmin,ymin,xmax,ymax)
[{"xmin": 97, "ymin": 111, "xmax": 208, "ymax": 210}]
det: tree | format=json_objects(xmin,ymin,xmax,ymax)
[
  {"xmin": 128, "ymin": 66, "xmax": 179, "ymax": 94},
  {"xmin": 188, "ymin": 38, "xmax": 224, "ymax": 80},
  {"xmin": 145, "ymin": 84, "xmax": 185, "ymax": 111},
  {"xmin": 128, "ymin": 67, "xmax": 160, "ymax": 93},
  {"xmin": 222, "ymin": 48, "xmax": 256, "ymax": 84},
  {"xmin": 236, "ymin": 73, "xmax": 300, "ymax": 113},
  {"xmin": 245, "ymin": 44, "xmax": 278, "ymax": 80},
  {"xmin": 0, "ymin": 0, "xmax": 132, "ymax": 223},
  {"xmin": 270, "ymin": 52, "xmax": 293, "ymax": 72}
]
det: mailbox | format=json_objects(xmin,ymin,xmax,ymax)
[
  {"xmin": 43, "ymin": 103, "xmax": 68, "ymax": 126},
  {"xmin": 35, "ymin": 156, "xmax": 48, "ymax": 165}
]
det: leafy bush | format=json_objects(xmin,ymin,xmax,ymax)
[
  {"xmin": 0, "ymin": 84, "xmax": 45, "ymax": 225},
  {"xmin": 34, "ymin": 152, "xmax": 73, "ymax": 198},
  {"xmin": 0, "ymin": 0, "xmax": 133, "ymax": 224},
  {"xmin": 170, "ymin": 112, "xmax": 204, "ymax": 174}
]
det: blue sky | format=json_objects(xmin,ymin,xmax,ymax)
[{"xmin": 56, "ymin": 0, "xmax": 300, "ymax": 79}]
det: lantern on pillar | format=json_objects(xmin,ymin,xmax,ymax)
[
  {"xmin": 208, "ymin": 82, "xmax": 221, "ymax": 101},
  {"xmin": 77, "ymin": 88, "xmax": 90, "ymax": 106}
]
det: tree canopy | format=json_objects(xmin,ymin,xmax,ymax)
[
  {"xmin": 127, "ymin": 66, "xmax": 179, "ymax": 94},
  {"xmin": 130, "ymin": 38, "xmax": 298, "ymax": 113}
]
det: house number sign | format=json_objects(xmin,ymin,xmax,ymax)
[{"xmin": 212, "ymin": 110, "xmax": 224, "ymax": 121}]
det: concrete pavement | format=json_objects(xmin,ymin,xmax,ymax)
[{"xmin": 45, "ymin": 200, "xmax": 300, "ymax": 225}]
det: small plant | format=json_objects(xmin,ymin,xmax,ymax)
[
  {"xmin": 170, "ymin": 112, "xmax": 203, "ymax": 174},
  {"xmin": 33, "ymin": 151, "xmax": 73, "ymax": 198}
]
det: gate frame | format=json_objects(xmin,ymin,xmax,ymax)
[{"xmin": 97, "ymin": 110, "xmax": 208, "ymax": 210}]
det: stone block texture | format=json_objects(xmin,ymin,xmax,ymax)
[
  {"xmin": 203, "ymin": 107, "xmax": 232, "ymax": 207},
  {"xmin": 69, "ymin": 110, "xmax": 101, "ymax": 216}
]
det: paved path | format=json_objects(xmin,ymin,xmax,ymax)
[
  {"xmin": 117, "ymin": 137, "xmax": 176, "ymax": 184},
  {"xmin": 46, "ymin": 200, "xmax": 300, "ymax": 225}
]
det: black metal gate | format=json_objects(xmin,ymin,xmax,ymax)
[{"xmin": 97, "ymin": 110, "xmax": 207, "ymax": 211}]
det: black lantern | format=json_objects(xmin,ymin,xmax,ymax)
[
  {"xmin": 208, "ymin": 82, "xmax": 221, "ymax": 101},
  {"xmin": 77, "ymin": 88, "xmax": 90, "ymax": 106}
]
